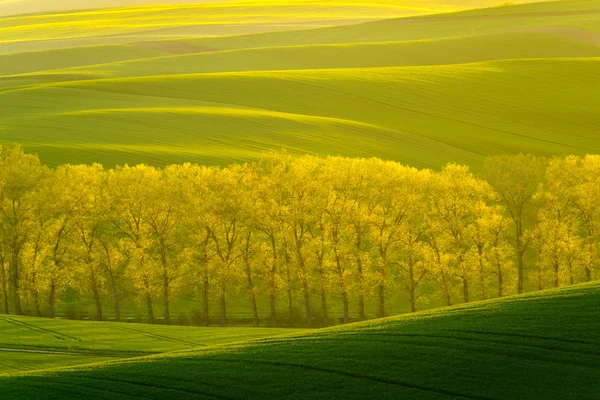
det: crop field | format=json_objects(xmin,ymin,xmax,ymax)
[
  {"xmin": 1, "ymin": 281, "xmax": 598, "ymax": 399},
  {"xmin": 1, "ymin": 1, "xmax": 600, "ymax": 398},
  {"xmin": 1, "ymin": 0, "xmax": 599, "ymax": 168},
  {"xmin": 0, "ymin": 315, "xmax": 303, "ymax": 374}
]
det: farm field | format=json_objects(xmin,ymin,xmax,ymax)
[
  {"xmin": 0, "ymin": 0, "xmax": 599, "ymax": 168},
  {"xmin": 1, "ymin": 282, "xmax": 599, "ymax": 399},
  {"xmin": 0, "ymin": 315, "xmax": 303, "ymax": 374},
  {"xmin": 2, "ymin": 1, "xmax": 600, "ymax": 397}
]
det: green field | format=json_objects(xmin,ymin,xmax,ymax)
[
  {"xmin": 1, "ymin": 0, "xmax": 599, "ymax": 169},
  {"xmin": 0, "ymin": 315, "xmax": 303, "ymax": 374},
  {"xmin": 1, "ymin": 282, "xmax": 598, "ymax": 399}
]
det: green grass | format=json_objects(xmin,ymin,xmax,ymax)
[
  {"xmin": 0, "ymin": 314, "xmax": 304, "ymax": 374},
  {"xmin": 0, "ymin": 0, "xmax": 599, "ymax": 169},
  {"xmin": 11, "ymin": 32, "xmax": 598, "ymax": 80},
  {"xmin": 1, "ymin": 282, "xmax": 598, "ymax": 399},
  {"xmin": 182, "ymin": 0, "xmax": 600, "ymax": 50},
  {"xmin": 1, "ymin": 57, "xmax": 598, "ymax": 168}
]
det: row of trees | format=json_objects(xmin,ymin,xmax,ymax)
[{"xmin": 0, "ymin": 147, "xmax": 597, "ymax": 326}]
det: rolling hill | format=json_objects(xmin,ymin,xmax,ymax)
[
  {"xmin": 1, "ymin": 282, "xmax": 598, "ymax": 399},
  {"xmin": 0, "ymin": 315, "xmax": 304, "ymax": 374},
  {"xmin": 0, "ymin": 0, "xmax": 599, "ymax": 169}
]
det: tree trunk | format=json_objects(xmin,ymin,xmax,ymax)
[
  {"xmin": 92, "ymin": 285, "xmax": 103, "ymax": 321},
  {"xmin": 478, "ymin": 248, "xmax": 487, "ymax": 300},
  {"xmin": 163, "ymin": 268, "xmax": 170, "ymax": 324},
  {"xmin": 409, "ymin": 263, "xmax": 417, "ymax": 313},
  {"xmin": 285, "ymin": 250, "xmax": 293, "ymax": 324},
  {"xmin": 554, "ymin": 257, "xmax": 560, "ymax": 288},
  {"xmin": 146, "ymin": 293, "xmax": 154, "ymax": 324},
  {"xmin": 160, "ymin": 240, "xmax": 170, "ymax": 324},
  {"xmin": 220, "ymin": 292, "xmax": 226, "ymax": 327},
  {"xmin": 462, "ymin": 277, "xmax": 470, "ymax": 303},
  {"xmin": 32, "ymin": 288, "xmax": 41, "ymax": 317},
  {"xmin": 202, "ymin": 276, "xmax": 209, "ymax": 327},
  {"xmin": 111, "ymin": 277, "xmax": 120, "ymax": 321},
  {"xmin": 48, "ymin": 281, "xmax": 56, "ymax": 318},
  {"xmin": 0, "ymin": 257, "xmax": 7, "ymax": 314},
  {"xmin": 443, "ymin": 278, "xmax": 452, "ymax": 306},
  {"xmin": 516, "ymin": 220, "xmax": 524, "ymax": 294},
  {"xmin": 354, "ymin": 229, "xmax": 366, "ymax": 321},
  {"xmin": 245, "ymin": 269, "xmax": 259, "ymax": 326},
  {"xmin": 302, "ymin": 279, "xmax": 312, "ymax": 327},
  {"xmin": 334, "ymin": 249, "xmax": 348, "ymax": 324},
  {"xmin": 320, "ymin": 287, "xmax": 328, "ymax": 327},
  {"xmin": 11, "ymin": 249, "xmax": 22, "ymax": 315},
  {"xmin": 243, "ymin": 233, "xmax": 259, "ymax": 326},
  {"xmin": 378, "ymin": 284, "xmax": 385, "ymax": 318},
  {"xmin": 568, "ymin": 260, "xmax": 574, "ymax": 285},
  {"xmin": 497, "ymin": 262, "xmax": 504, "ymax": 298},
  {"xmin": 269, "ymin": 236, "xmax": 277, "ymax": 327}
]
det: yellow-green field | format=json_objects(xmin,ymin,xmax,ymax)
[
  {"xmin": 0, "ymin": 315, "xmax": 304, "ymax": 374},
  {"xmin": 2, "ymin": 282, "xmax": 599, "ymax": 399},
  {"xmin": 1, "ymin": 0, "xmax": 599, "ymax": 168}
]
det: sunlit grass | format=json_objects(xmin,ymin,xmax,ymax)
[
  {"xmin": 1, "ymin": 282, "xmax": 598, "ymax": 398},
  {"xmin": 0, "ymin": 315, "xmax": 305, "ymax": 374}
]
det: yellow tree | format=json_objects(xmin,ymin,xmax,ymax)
[
  {"xmin": 236, "ymin": 164, "xmax": 263, "ymax": 326},
  {"xmin": 67, "ymin": 164, "xmax": 111, "ymax": 321},
  {"xmin": 322, "ymin": 157, "xmax": 357, "ymax": 324},
  {"xmin": 146, "ymin": 165, "xmax": 187, "ymax": 324},
  {"xmin": 0, "ymin": 146, "xmax": 49, "ymax": 315},
  {"xmin": 206, "ymin": 165, "xmax": 244, "ymax": 327},
  {"xmin": 251, "ymin": 155, "xmax": 290, "ymax": 326},
  {"xmin": 369, "ymin": 161, "xmax": 426, "ymax": 317},
  {"xmin": 536, "ymin": 157, "xmax": 582, "ymax": 288},
  {"xmin": 465, "ymin": 202, "xmax": 510, "ymax": 300},
  {"xmin": 483, "ymin": 154, "xmax": 546, "ymax": 294},
  {"xmin": 282, "ymin": 155, "xmax": 322, "ymax": 327},
  {"xmin": 569, "ymin": 155, "xmax": 600, "ymax": 282},
  {"xmin": 174, "ymin": 163, "xmax": 215, "ymax": 326},
  {"xmin": 19, "ymin": 176, "xmax": 57, "ymax": 317},
  {"xmin": 428, "ymin": 164, "xmax": 493, "ymax": 304},
  {"xmin": 395, "ymin": 169, "xmax": 431, "ymax": 313},
  {"xmin": 346, "ymin": 158, "xmax": 379, "ymax": 320},
  {"xmin": 108, "ymin": 165, "xmax": 159, "ymax": 323}
]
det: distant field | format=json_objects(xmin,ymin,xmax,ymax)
[
  {"xmin": 2, "ymin": 282, "xmax": 598, "ymax": 399},
  {"xmin": 1, "ymin": 58, "xmax": 598, "ymax": 168},
  {"xmin": 0, "ymin": 0, "xmax": 599, "ymax": 169},
  {"xmin": 0, "ymin": 315, "xmax": 303, "ymax": 374}
]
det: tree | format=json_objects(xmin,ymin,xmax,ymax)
[
  {"xmin": 68, "ymin": 164, "xmax": 110, "ymax": 321},
  {"xmin": 568, "ymin": 155, "xmax": 600, "ymax": 282},
  {"xmin": 428, "ymin": 164, "xmax": 493, "ymax": 304},
  {"xmin": 175, "ymin": 163, "xmax": 214, "ymax": 326},
  {"xmin": 206, "ymin": 165, "xmax": 244, "ymax": 327},
  {"xmin": 0, "ymin": 147, "xmax": 49, "ymax": 315},
  {"xmin": 282, "ymin": 156, "xmax": 322, "ymax": 327},
  {"xmin": 108, "ymin": 165, "xmax": 159, "ymax": 323},
  {"xmin": 483, "ymin": 154, "xmax": 546, "ymax": 294}
]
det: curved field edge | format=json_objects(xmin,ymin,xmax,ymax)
[
  {"xmin": 0, "ymin": 315, "xmax": 307, "ymax": 375},
  {"xmin": 1, "ymin": 57, "xmax": 599, "ymax": 169},
  {"xmin": 4, "ymin": 31, "xmax": 600, "ymax": 82},
  {"xmin": 2, "ymin": 282, "xmax": 599, "ymax": 399}
]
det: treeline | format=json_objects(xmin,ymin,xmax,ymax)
[{"xmin": 0, "ymin": 147, "xmax": 597, "ymax": 327}]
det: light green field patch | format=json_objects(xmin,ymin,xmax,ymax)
[
  {"xmin": 1, "ymin": 282, "xmax": 598, "ymax": 399},
  {"xmin": 2, "ymin": 58, "xmax": 597, "ymax": 169},
  {"xmin": 0, "ymin": 314, "xmax": 305, "ymax": 374}
]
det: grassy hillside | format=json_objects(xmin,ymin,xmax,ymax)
[
  {"xmin": 0, "ymin": 315, "xmax": 304, "ymax": 374},
  {"xmin": 1, "ymin": 57, "xmax": 598, "ymax": 168},
  {"xmin": 0, "ymin": 0, "xmax": 528, "ymax": 53},
  {"xmin": 0, "ymin": 1, "xmax": 598, "ymax": 168},
  {"xmin": 1, "ymin": 282, "xmax": 598, "ymax": 399}
]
